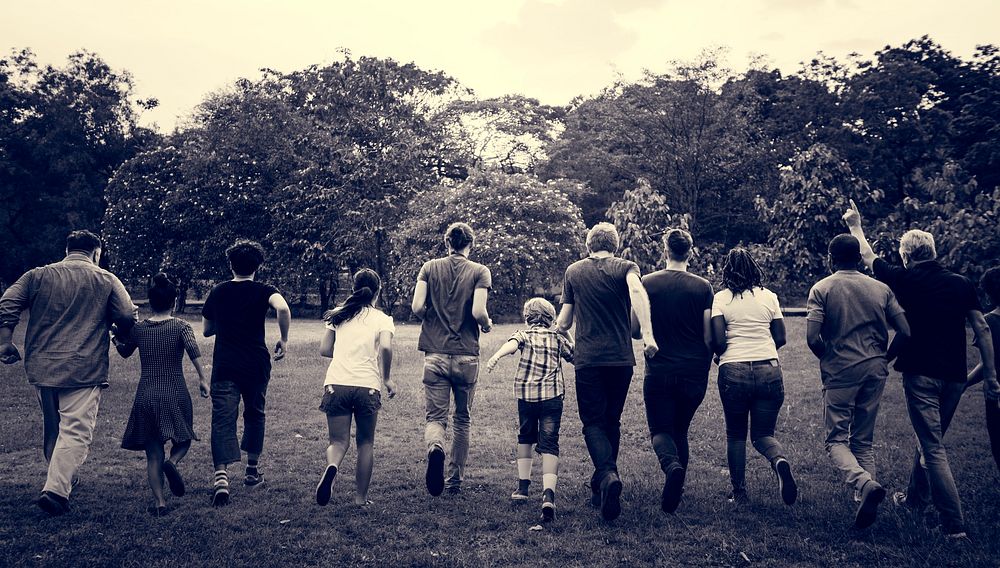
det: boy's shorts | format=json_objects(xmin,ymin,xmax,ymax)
[
  {"xmin": 319, "ymin": 385, "xmax": 381, "ymax": 417},
  {"xmin": 517, "ymin": 395, "xmax": 563, "ymax": 456}
]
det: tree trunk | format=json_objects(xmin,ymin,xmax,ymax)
[
  {"xmin": 176, "ymin": 281, "xmax": 189, "ymax": 314},
  {"xmin": 319, "ymin": 278, "xmax": 331, "ymax": 315}
]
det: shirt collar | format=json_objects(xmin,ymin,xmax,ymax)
[{"xmin": 64, "ymin": 252, "xmax": 95, "ymax": 263}]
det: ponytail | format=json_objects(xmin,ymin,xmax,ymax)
[{"xmin": 324, "ymin": 268, "xmax": 381, "ymax": 326}]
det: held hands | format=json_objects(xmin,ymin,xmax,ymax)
[
  {"xmin": 0, "ymin": 342, "xmax": 21, "ymax": 365},
  {"xmin": 273, "ymin": 339, "xmax": 287, "ymax": 361},
  {"xmin": 842, "ymin": 199, "xmax": 862, "ymax": 229}
]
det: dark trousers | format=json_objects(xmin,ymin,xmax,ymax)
[
  {"xmin": 718, "ymin": 360, "xmax": 786, "ymax": 490},
  {"xmin": 575, "ymin": 365, "xmax": 633, "ymax": 491},
  {"xmin": 988, "ymin": 397, "xmax": 1000, "ymax": 474},
  {"xmin": 643, "ymin": 371, "xmax": 708, "ymax": 472},
  {"xmin": 211, "ymin": 378, "xmax": 268, "ymax": 466}
]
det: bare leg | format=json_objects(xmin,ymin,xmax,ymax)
[
  {"xmin": 354, "ymin": 411, "xmax": 378, "ymax": 504},
  {"xmin": 145, "ymin": 442, "xmax": 166, "ymax": 508},
  {"xmin": 168, "ymin": 440, "xmax": 191, "ymax": 465},
  {"xmin": 326, "ymin": 414, "xmax": 352, "ymax": 468}
]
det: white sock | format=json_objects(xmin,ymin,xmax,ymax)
[
  {"xmin": 517, "ymin": 458, "xmax": 533, "ymax": 480},
  {"xmin": 543, "ymin": 473, "xmax": 558, "ymax": 492}
]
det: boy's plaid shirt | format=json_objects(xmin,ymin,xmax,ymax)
[{"xmin": 510, "ymin": 325, "xmax": 573, "ymax": 402}]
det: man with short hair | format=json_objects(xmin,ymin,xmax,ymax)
[
  {"xmin": 636, "ymin": 228, "xmax": 713, "ymax": 514},
  {"xmin": 806, "ymin": 233, "xmax": 910, "ymax": 529},
  {"xmin": 0, "ymin": 230, "xmax": 137, "ymax": 516},
  {"xmin": 557, "ymin": 222, "xmax": 657, "ymax": 521},
  {"xmin": 202, "ymin": 239, "xmax": 291, "ymax": 506},
  {"xmin": 844, "ymin": 201, "xmax": 996, "ymax": 538}
]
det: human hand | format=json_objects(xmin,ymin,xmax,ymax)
[
  {"xmin": 273, "ymin": 339, "xmax": 287, "ymax": 361},
  {"xmin": 985, "ymin": 370, "xmax": 1000, "ymax": 401},
  {"xmin": 486, "ymin": 357, "xmax": 499, "ymax": 373},
  {"xmin": 384, "ymin": 378, "xmax": 397, "ymax": 399},
  {"xmin": 481, "ymin": 319, "xmax": 493, "ymax": 334},
  {"xmin": 199, "ymin": 381, "xmax": 211, "ymax": 398},
  {"xmin": 842, "ymin": 199, "xmax": 862, "ymax": 229},
  {"xmin": 642, "ymin": 336, "xmax": 658, "ymax": 359},
  {"xmin": 0, "ymin": 342, "xmax": 21, "ymax": 365}
]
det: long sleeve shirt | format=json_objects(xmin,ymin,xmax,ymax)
[{"xmin": 0, "ymin": 253, "xmax": 138, "ymax": 388}]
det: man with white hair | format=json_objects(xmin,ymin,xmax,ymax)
[
  {"xmin": 557, "ymin": 222, "xmax": 658, "ymax": 521},
  {"xmin": 844, "ymin": 201, "xmax": 996, "ymax": 539}
]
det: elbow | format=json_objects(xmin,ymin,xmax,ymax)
[{"xmin": 471, "ymin": 306, "xmax": 489, "ymax": 323}]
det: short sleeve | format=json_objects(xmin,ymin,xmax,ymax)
[
  {"xmin": 561, "ymin": 270, "xmax": 575, "ymax": 305},
  {"xmin": 769, "ymin": 290, "xmax": 784, "ymax": 320},
  {"xmin": 263, "ymin": 283, "xmax": 280, "ymax": 304},
  {"xmin": 379, "ymin": 312, "xmax": 396, "ymax": 335},
  {"xmin": 202, "ymin": 288, "xmax": 217, "ymax": 320},
  {"xmin": 509, "ymin": 330, "xmax": 527, "ymax": 348},
  {"xmin": 622, "ymin": 259, "xmax": 641, "ymax": 279},
  {"xmin": 701, "ymin": 282, "xmax": 714, "ymax": 310},
  {"xmin": 476, "ymin": 264, "xmax": 492, "ymax": 290},
  {"xmin": 325, "ymin": 321, "xmax": 336, "ymax": 331},
  {"xmin": 180, "ymin": 321, "xmax": 201, "ymax": 359},
  {"xmin": 805, "ymin": 285, "xmax": 825, "ymax": 324},
  {"xmin": 872, "ymin": 258, "xmax": 905, "ymax": 290},
  {"xmin": 711, "ymin": 291, "xmax": 726, "ymax": 318},
  {"xmin": 885, "ymin": 288, "xmax": 905, "ymax": 319},
  {"xmin": 417, "ymin": 262, "xmax": 430, "ymax": 282}
]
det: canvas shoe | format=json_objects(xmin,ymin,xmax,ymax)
[
  {"xmin": 511, "ymin": 479, "xmax": 530, "ymax": 501},
  {"xmin": 599, "ymin": 473, "xmax": 623, "ymax": 521},
  {"xmin": 426, "ymin": 446, "xmax": 446, "ymax": 497},
  {"xmin": 661, "ymin": 463, "xmax": 686, "ymax": 514},
  {"xmin": 541, "ymin": 489, "xmax": 556, "ymax": 522},
  {"xmin": 773, "ymin": 458, "xmax": 797, "ymax": 505},
  {"xmin": 854, "ymin": 480, "xmax": 886, "ymax": 529},
  {"xmin": 315, "ymin": 464, "xmax": 338, "ymax": 506}
]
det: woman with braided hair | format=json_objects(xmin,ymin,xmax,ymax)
[{"xmin": 710, "ymin": 247, "xmax": 798, "ymax": 507}]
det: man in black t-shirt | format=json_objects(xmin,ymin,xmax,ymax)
[
  {"xmin": 634, "ymin": 229, "xmax": 713, "ymax": 514},
  {"xmin": 202, "ymin": 240, "xmax": 291, "ymax": 506},
  {"xmin": 844, "ymin": 201, "xmax": 996, "ymax": 538}
]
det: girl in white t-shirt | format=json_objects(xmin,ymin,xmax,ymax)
[
  {"xmin": 315, "ymin": 269, "xmax": 396, "ymax": 507},
  {"xmin": 710, "ymin": 248, "xmax": 797, "ymax": 507}
]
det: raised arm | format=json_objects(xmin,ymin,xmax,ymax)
[
  {"xmin": 269, "ymin": 292, "xmax": 291, "ymax": 361},
  {"xmin": 968, "ymin": 310, "xmax": 998, "ymax": 399},
  {"xmin": 626, "ymin": 271, "xmax": 658, "ymax": 358},
  {"xmin": 842, "ymin": 199, "xmax": 877, "ymax": 271}
]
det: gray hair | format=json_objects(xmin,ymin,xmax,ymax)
[
  {"xmin": 586, "ymin": 222, "xmax": 619, "ymax": 254},
  {"xmin": 899, "ymin": 229, "xmax": 937, "ymax": 263}
]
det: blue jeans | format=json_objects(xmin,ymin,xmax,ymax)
[
  {"xmin": 517, "ymin": 396, "xmax": 564, "ymax": 456},
  {"xmin": 211, "ymin": 378, "xmax": 267, "ymax": 467},
  {"xmin": 423, "ymin": 353, "xmax": 479, "ymax": 488},
  {"xmin": 575, "ymin": 365, "xmax": 633, "ymax": 491},
  {"xmin": 718, "ymin": 360, "xmax": 786, "ymax": 490},
  {"xmin": 902, "ymin": 373, "xmax": 965, "ymax": 533}
]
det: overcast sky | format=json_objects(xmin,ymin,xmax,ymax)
[{"xmin": 3, "ymin": 0, "xmax": 998, "ymax": 131}]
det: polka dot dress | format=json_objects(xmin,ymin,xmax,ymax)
[{"xmin": 121, "ymin": 318, "xmax": 201, "ymax": 450}]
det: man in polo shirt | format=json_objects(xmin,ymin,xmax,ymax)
[
  {"xmin": 844, "ymin": 201, "xmax": 996, "ymax": 538},
  {"xmin": 806, "ymin": 234, "xmax": 910, "ymax": 529}
]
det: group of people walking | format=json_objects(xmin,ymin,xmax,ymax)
[{"xmin": 0, "ymin": 201, "xmax": 997, "ymax": 541}]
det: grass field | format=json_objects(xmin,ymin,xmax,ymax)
[{"xmin": 1, "ymin": 316, "xmax": 998, "ymax": 567}]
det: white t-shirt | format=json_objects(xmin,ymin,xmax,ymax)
[
  {"xmin": 712, "ymin": 287, "xmax": 783, "ymax": 365},
  {"xmin": 324, "ymin": 307, "xmax": 395, "ymax": 390}
]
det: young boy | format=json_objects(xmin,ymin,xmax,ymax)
[
  {"xmin": 968, "ymin": 267, "xmax": 1000, "ymax": 474},
  {"xmin": 202, "ymin": 240, "xmax": 291, "ymax": 506},
  {"xmin": 486, "ymin": 298, "xmax": 572, "ymax": 522}
]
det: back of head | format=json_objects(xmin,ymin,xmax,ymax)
[
  {"xmin": 664, "ymin": 228, "xmax": 693, "ymax": 262},
  {"xmin": 586, "ymin": 222, "xmax": 619, "ymax": 254},
  {"xmin": 899, "ymin": 229, "xmax": 937, "ymax": 264},
  {"xmin": 828, "ymin": 234, "xmax": 862, "ymax": 268},
  {"xmin": 722, "ymin": 247, "xmax": 764, "ymax": 296},
  {"xmin": 982, "ymin": 267, "xmax": 1000, "ymax": 309},
  {"xmin": 325, "ymin": 268, "xmax": 381, "ymax": 326},
  {"xmin": 523, "ymin": 297, "xmax": 556, "ymax": 328},
  {"xmin": 66, "ymin": 230, "xmax": 102, "ymax": 254},
  {"xmin": 148, "ymin": 272, "xmax": 178, "ymax": 313},
  {"xmin": 226, "ymin": 240, "xmax": 265, "ymax": 276},
  {"xmin": 445, "ymin": 222, "xmax": 475, "ymax": 253}
]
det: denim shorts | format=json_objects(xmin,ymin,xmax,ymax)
[
  {"xmin": 319, "ymin": 385, "xmax": 381, "ymax": 417},
  {"xmin": 517, "ymin": 395, "xmax": 564, "ymax": 455}
]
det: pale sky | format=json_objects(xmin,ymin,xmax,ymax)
[{"xmin": 4, "ymin": 0, "xmax": 998, "ymax": 131}]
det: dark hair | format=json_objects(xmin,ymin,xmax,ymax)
[
  {"xmin": 665, "ymin": 229, "xmax": 693, "ymax": 262},
  {"xmin": 66, "ymin": 230, "xmax": 102, "ymax": 253},
  {"xmin": 226, "ymin": 240, "xmax": 265, "ymax": 276},
  {"xmin": 147, "ymin": 272, "xmax": 177, "ymax": 313},
  {"xmin": 829, "ymin": 234, "xmax": 862, "ymax": 266},
  {"xmin": 722, "ymin": 247, "xmax": 765, "ymax": 297},
  {"xmin": 445, "ymin": 222, "xmax": 475, "ymax": 252},
  {"xmin": 982, "ymin": 267, "xmax": 1000, "ymax": 308},
  {"xmin": 325, "ymin": 269, "xmax": 381, "ymax": 326}
]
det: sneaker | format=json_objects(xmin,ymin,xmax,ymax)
[
  {"xmin": 541, "ymin": 489, "xmax": 556, "ymax": 522},
  {"xmin": 244, "ymin": 470, "xmax": 265, "ymax": 488},
  {"xmin": 661, "ymin": 464, "xmax": 686, "ymax": 514},
  {"xmin": 727, "ymin": 488, "xmax": 750, "ymax": 505},
  {"xmin": 426, "ymin": 447, "xmax": 445, "ymax": 497},
  {"xmin": 147, "ymin": 505, "xmax": 169, "ymax": 517},
  {"xmin": 36, "ymin": 491, "xmax": 69, "ymax": 516},
  {"xmin": 854, "ymin": 480, "xmax": 886, "ymax": 529},
  {"xmin": 511, "ymin": 479, "xmax": 530, "ymax": 501},
  {"xmin": 162, "ymin": 461, "xmax": 186, "ymax": 497},
  {"xmin": 599, "ymin": 473, "xmax": 623, "ymax": 521},
  {"xmin": 590, "ymin": 487, "xmax": 601, "ymax": 508},
  {"xmin": 774, "ymin": 458, "xmax": 797, "ymax": 505},
  {"xmin": 212, "ymin": 472, "xmax": 230, "ymax": 507},
  {"xmin": 315, "ymin": 464, "xmax": 338, "ymax": 506}
]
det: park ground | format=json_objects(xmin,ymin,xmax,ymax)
[{"xmin": 1, "ymin": 317, "xmax": 999, "ymax": 567}]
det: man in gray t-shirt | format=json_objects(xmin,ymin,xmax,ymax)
[
  {"xmin": 411, "ymin": 222, "xmax": 492, "ymax": 496},
  {"xmin": 806, "ymin": 234, "xmax": 909, "ymax": 530}
]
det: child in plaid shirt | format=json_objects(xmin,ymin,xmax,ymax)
[{"xmin": 487, "ymin": 297, "xmax": 573, "ymax": 522}]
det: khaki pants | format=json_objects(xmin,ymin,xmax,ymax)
[
  {"xmin": 824, "ymin": 362, "xmax": 887, "ymax": 492},
  {"xmin": 36, "ymin": 386, "xmax": 103, "ymax": 499}
]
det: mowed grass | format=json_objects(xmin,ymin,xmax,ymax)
[{"xmin": 1, "ymin": 316, "xmax": 999, "ymax": 568}]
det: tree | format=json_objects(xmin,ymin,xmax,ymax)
[{"xmin": 607, "ymin": 177, "xmax": 677, "ymax": 273}]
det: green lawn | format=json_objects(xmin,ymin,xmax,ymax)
[{"xmin": 1, "ymin": 317, "xmax": 998, "ymax": 567}]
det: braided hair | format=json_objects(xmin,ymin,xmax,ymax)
[
  {"xmin": 721, "ymin": 247, "xmax": 765, "ymax": 298},
  {"xmin": 325, "ymin": 268, "xmax": 381, "ymax": 326}
]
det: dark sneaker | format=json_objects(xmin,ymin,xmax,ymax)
[
  {"xmin": 854, "ymin": 480, "xmax": 886, "ymax": 529},
  {"xmin": 590, "ymin": 487, "xmax": 601, "ymax": 508},
  {"xmin": 426, "ymin": 447, "xmax": 445, "ymax": 497},
  {"xmin": 162, "ymin": 461, "xmax": 186, "ymax": 497},
  {"xmin": 315, "ymin": 464, "xmax": 338, "ymax": 506},
  {"xmin": 599, "ymin": 473, "xmax": 623, "ymax": 521},
  {"xmin": 37, "ymin": 492, "xmax": 69, "ymax": 516},
  {"xmin": 147, "ymin": 505, "xmax": 169, "ymax": 517},
  {"xmin": 511, "ymin": 479, "xmax": 530, "ymax": 501},
  {"xmin": 541, "ymin": 489, "xmax": 556, "ymax": 522},
  {"xmin": 774, "ymin": 458, "xmax": 797, "ymax": 505},
  {"xmin": 661, "ymin": 464, "xmax": 686, "ymax": 514},
  {"xmin": 727, "ymin": 488, "xmax": 750, "ymax": 505},
  {"xmin": 244, "ymin": 471, "xmax": 265, "ymax": 488}
]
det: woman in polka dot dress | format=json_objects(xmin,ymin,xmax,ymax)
[{"xmin": 115, "ymin": 273, "xmax": 209, "ymax": 516}]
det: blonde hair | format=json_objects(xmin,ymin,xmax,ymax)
[
  {"xmin": 899, "ymin": 229, "xmax": 937, "ymax": 263},
  {"xmin": 523, "ymin": 297, "xmax": 556, "ymax": 327}
]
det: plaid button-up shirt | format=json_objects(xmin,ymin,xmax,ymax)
[{"xmin": 510, "ymin": 326, "xmax": 573, "ymax": 402}]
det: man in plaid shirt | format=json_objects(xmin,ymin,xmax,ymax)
[{"xmin": 487, "ymin": 298, "xmax": 573, "ymax": 522}]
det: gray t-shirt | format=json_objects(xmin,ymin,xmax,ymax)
[
  {"xmin": 562, "ymin": 256, "xmax": 640, "ymax": 369},
  {"xmin": 806, "ymin": 270, "xmax": 905, "ymax": 387},
  {"xmin": 416, "ymin": 254, "xmax": 492, "ymax": 356}
]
